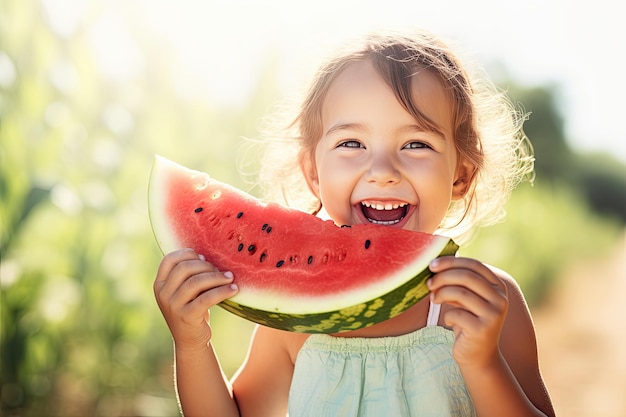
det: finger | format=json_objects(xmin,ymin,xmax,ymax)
[
  {"xmin": 155, "ymin": 248, "xmax": 205, "ymax": 285},
  {"xmin": 430, "ymin": 256, "xmax": 505, "ymax": 290},
  {"xmin": 428, "ymin": 272, "xmax": 507, "ymax": 322},
  {"xmin": 430, "ymin": 282, "xmax": 497, "ymax": 320},
  {"xmin": 154, "ymin": 251, "xmax": 219, "ymax": 307},
  {"xmin": 428, "ymin": 271, "xmax": 505, "ymax": 311},
  {"xmin": 170, "ymin": 270, "xmax": 235, "ymax": 308},
  {"xmin": 157, "ymin": 253, "xmax": 219, "ymax": 296},
  {"xmin": 442, "ymin": 304, "xmax": 504, "ymax": 342},
  {"xmin": 429, "ymin": 257, "xmax": 507, "ymax": 302},
  {"xmin": 442, "ymin": 307, "xmax": 502, "ymax": 356},
  {"xmin": 168, "ymin": 256, "xmax": 219, "ymax": 287},
  {"xmin": 441, "ymin": 306, "xmax": 479, "ymax": 333},
  {"xmin": 183, "ymin": 280, "xmax": 239, "ymax": 318}
]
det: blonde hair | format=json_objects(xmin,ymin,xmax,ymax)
[{"xmin": 253, "ymin": 29, "xmax": 534, "ymax": 245}]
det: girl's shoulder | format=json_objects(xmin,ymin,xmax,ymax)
[
  {"xmin": 253, "ymin": 325, "xmax": 311, "ymax": 363},
  {"xmin": 486, "ymin": 264, "xmax": 528, "ymax": 308},
  {"xmin": 483, "ymin": 264, "xmax": 533, "ymax": 332}
]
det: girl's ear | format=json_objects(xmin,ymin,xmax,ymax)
[
  {"xmin": 452, "ymin": 159, "xmax": 476, "ymax": 200},
  {"xmin": 300, "ymin": 151, "xmax": 320, "ymax": 198}
]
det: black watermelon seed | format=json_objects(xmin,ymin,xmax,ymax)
[
  {"xmin": 259, "ymin": 252, "xmax": 267, "ymax": 262},
  {"xmin": 340, "ymin": 224, "xmax": 351, "ymax": 228},
  {"xmin": 237, "ymin": 211, "xmax": 244, "ymax": 218},
  {"xmin": 248, "ymin": 244, "xmax": 256, "ymax": 253},
  {"xmin": 261, "ymin": 223, "xmax": 268, "ymax": 230},
  {"xmin": 237, "ymin": 243, "xmax": 244, "ymax": 252},
  {"xmin": 307, "ymin": 256, "xmax": 313, "ymax": 264},
  {"xmin": 276, "ymin": 260, "xmax": 284, "ymax": 268},
  {"xmin": 364, "ymin": 239, "xmax": 371, "ymax": 249},
  {"xmin": 266, "ymin": 226, "xmax": 272, "ymax": 233},
  {"xmin": 194, "ymin": 207, "xmax": 203, "ymax": 213}
]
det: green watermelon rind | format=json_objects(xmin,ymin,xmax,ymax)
[{"xmin": 219, "ymin": 239, "xmax": 458, "ymax": 333}]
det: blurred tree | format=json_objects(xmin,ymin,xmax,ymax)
[
  {"xmin": 570, "ymin": 152, "xmax": 626, "ymax": 223},
  {"xmin": 509, "ymin": 84, "xmax": 573, "ymax": 181},
  {"xmin": 508, "ymin": 83, "xmax": 626, "ymax": 223}
]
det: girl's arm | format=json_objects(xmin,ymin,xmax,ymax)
[
  {"xmin": 428, "ymin": 257, "xmax": 556, "ymax": 417},
  {"xmin": 494, "ymin": 271, "xmax": 555, "ymax": 416},
  {"xmin": 154, "ymin": 249, "xmax": 240, "ymax": 417},
  {"xmin": 173, "ymin": 340, "xmax": 239, "ymax": 417},
  {"xmin": 231, "ymin": 325, "xmax": 304, "ymax": 417}
]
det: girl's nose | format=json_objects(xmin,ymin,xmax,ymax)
[{"xmin": 364, "ymin": 154, "xmax": 401, "ymax": 185}]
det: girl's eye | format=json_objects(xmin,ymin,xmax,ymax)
[
  {"xmin": 403, "ymin": 141, "xmax": 431, "ymax": 150},
  {"xmin": 337, "ymin": 140, "xmax": 364, "ymax": 149}
]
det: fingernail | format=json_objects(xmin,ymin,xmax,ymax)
[
  {"xmin": 224, "ymin": 271, "xmax": 234, "ymax": 279},
  {"xmin": 429, "ymin": 258, "xmax": 440, "ymax": 268},
  {"xmin": 198, "ymin": 254, "xmax": 206, "ymax": 261},
  {"xmin": 426, "ymin": 278, "xmax": 433, "ymax": 288},
  {"xmin": 230, "ymin": 283, "xmax": 238, "ymax": 291}
]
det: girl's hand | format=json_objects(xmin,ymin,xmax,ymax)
[
  {"xmin": 427, "ymin": 256, "xmax": 508, "ymax": 369},
  {"xmin": 153, "ymin": 248, "xmax": 238, "ymax": 351}
]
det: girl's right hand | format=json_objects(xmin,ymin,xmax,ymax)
[{"xmin": 153, "ymin": 248, "xmax": 238, "ymax": 350}]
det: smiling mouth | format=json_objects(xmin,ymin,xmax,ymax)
[{"xmin": 360, "ymin": 201, "xmax": 409, "ymax": 225}]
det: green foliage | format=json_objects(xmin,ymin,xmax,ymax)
[
  {"xmin": 569, "ymin": 152, "xmax": 626, "ymax": 222},
  {"xmin": 1, "ymin": 1, "xmax": 278, "ymax": 415},
  {"xmin": 1, "ymin": 1, "xmax": 624, "ymax": 416}
]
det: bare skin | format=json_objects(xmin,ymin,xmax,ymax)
[
  {"xmin": 154, "ymin": 249, "xmax": 554, "ymax": 417},
  {"xmin": 153, "ymin": 59, "xmax": 555, "ymax": 417}
]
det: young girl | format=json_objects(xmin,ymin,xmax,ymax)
[{"xmin": 154, "ymin": 29, "xmax": 555, "ymax": 417}]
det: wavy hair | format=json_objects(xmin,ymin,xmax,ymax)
[{"xmin": 252, "ymin": 29, "xmax": 534, "ymax": 245}]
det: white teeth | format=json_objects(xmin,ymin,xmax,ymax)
[
  {"xmin": 370, "ymin": 219, "xmax": 400, "ymax": 225},
  {"xmin": 361, "ymin": 201, "xmax": 408, "ymax": 211},
  {"xmin": 360, "ymin": 201, "xmax": 409, "ymax": 225}
]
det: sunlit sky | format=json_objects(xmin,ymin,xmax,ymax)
[{"xmin": 42, "ymin": 0, "xmax": 626, "ymax": 162}]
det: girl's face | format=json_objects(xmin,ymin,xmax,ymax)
[{"xmin": 302, "ymin": 59, "xmax": 472, "ymax": 234}]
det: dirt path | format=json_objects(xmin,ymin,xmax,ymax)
[{"xmin": 532, "ymin": 232, "xmax": 626, "ymax": 416}]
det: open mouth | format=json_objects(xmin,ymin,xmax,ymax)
[{"xmin": 360, "ymin": 201, "xmax": 409, "ymax": 225}]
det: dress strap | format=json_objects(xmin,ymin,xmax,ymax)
[{"xmin": 426, "ymin": 302, "xmax": 441, "ymax": 327}]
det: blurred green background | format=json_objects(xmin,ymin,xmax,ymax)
[{"xmin": 1, "ymin": 1, "xmax": 624, "ymax": 416}]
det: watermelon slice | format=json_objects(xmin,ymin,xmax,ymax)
[{"xmin": 148, "ymin": 156, "xmax": 458, "ymax": 333}]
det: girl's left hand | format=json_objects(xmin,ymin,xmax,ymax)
[{"xmin": 427, "ymin": 256, "xmax": 509, "ymax": 369}]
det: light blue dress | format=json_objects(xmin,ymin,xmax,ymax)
[{"xmin": 288, "ymin": 303, "xmax": 475, "ymax": 416}]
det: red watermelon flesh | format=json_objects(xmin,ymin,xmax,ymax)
[{"xmin": 149, "ymin": 156, "xmax": 458, "ymax": 332}]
